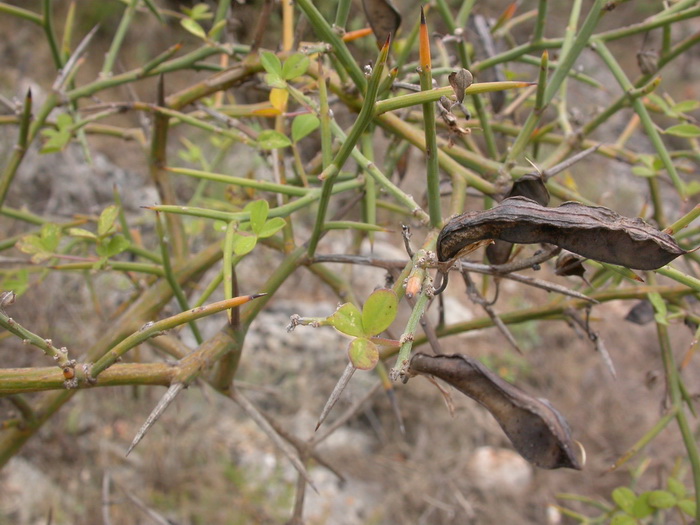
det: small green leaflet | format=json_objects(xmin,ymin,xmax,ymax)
[
  {"xmin": 282, "ymin": 54, "xmax": 310, "ymax": 80},
  {"xmin": 258, "ymin": 130, "xmax": 292, "ymax": 150},
  {"xmin": 246, "ymin": 200, "xmax": 269, "ymax": 235},
  {"xmin": 181, "ymin": 18, "xmax": 206, "ymax": 39},
  {"xmin": 348, "ymin": 337, "xmax": 378, "ymax": 370},
  {"xmin": 664, "ymin": 124, "xmax": 700, "ymax": 138},
  {"xmin": 292, "ymin": 114, "xmax": 320, "ymax": 142},
  {"xmin": 328, "ymin": 303, "xmax": 364, "ymax": 337},
  {"xmin": 361, "ymin": 289, "xmax": 398, "ymax": 336}
]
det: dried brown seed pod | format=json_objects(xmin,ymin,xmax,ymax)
[
  {"xmin": 438, "ymin": 197, "xmax": 687, "ymax": 270},
  {"xmin": 408, "ymin": 352, "xmax": 582, "ymax": 470}
]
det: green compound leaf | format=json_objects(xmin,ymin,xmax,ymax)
[
  {"xmin": 347, "ymin": 337, "xmax": 379, "ymax": 370},
  {"xmin": 678, "ymin": 499, "xmax": 696, "ymax": 517},
  {"xmin": 181, "ymin": 18, "xmax": 206, "ymax": 39},
  {"xmin": 40, "ymin": 114, "xmax": 74, "ymax": 154},
  {"xmin": 291, "ymin": 114, "xmax": 320, "ymax": 142},
  {"xmin": 671, "ymin": 100, "xmax": 700, "ymax": 113},
  {"xmin": 259, "ymin": 50, "xmax": 283, "ymax": 76},
  {"xmin": 328, "ymin": 303, "xmax": 364, "ymax": 337},
  {"xmin": 667, "ymin": 478, "xmax": 686, "ymax": 499},
  {"xmin": 16, "ymin": 223, "xmax": 62, "ymax": 263},
  {"xmin": 68, "ymin": 227, "xmax": 97, "ymax": 240},
  {"xmin": 612, "ymin": 487, "xmax": 636, "ymax": 514},
  {"xmin": 361, "ymin": 288, "xmax": 398, "ymax": 336},
  {"xmin": 258, "ymin": 217, "xmax": 286, "ymax": 238},
  {"xmin": 630, "ymin": 492, "xmax": 654, "ymax": 519},
  {"xmin": 246, "ymin": 200, "xmax": 269, "ymax": 235},
  {"xmin": 232, "ymin": 233, "xmax": 257, "ymax": 256},
  {"xmin": 184, "ymin": 3, "xmax": 213, "ymax": 20},
  {"xmin": 647, "ymin": 490, "xmax": 676, "ymax": 510},
  {"xmin": 282, "ymin": 54, "xmax": 310, "ymax": 80},
  {"xmin": 664, "ymin": 123, "xmax": 700, "ymax": 138},
  {"xmin": 0, "ymin": 269, "xmax": 29, "ymax": 297},
  {"xmin": 257, "ymin": 130, "xmax": 292, "ymax": 150},
  {"xmin": 98, "ymin": 205, "xmax": 120, "ymax": 237},
  {"xmin": 15, "ymin": 235, "xmax": 45, "ymax": 260},
  {"xmin": 610, "ymin": 515, "xmax": 636, "ymax": 525},
  {"xmin": 96, "ymin": 234, "xmax": 130, "ymax": 258},
  {"xmin": 264, "ymin": 73, "xmax": 287, "ymax": 89}
]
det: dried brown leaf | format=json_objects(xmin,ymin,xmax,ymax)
[
  {"xmin": 448, "ymin": 69, "xmax": 473, "ymax": 104},
  {"xmin": 362, "ymin": 0, "xmax": 401, "ymax": 44}
]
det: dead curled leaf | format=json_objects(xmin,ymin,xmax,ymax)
[
  {"xmin": 555, "ymin": 251, "xmax": 587, "ymax": 279},
  {"xmin": 362, "ymin": 0, "xmax": 401, "ymax": 44},
  {"xmin": 448, "ymin": 69, "xmax": 473, "ymax": 104},
  {"xmin": 408, "ymin": 353, "xmax": 581, "ymax": 470},
  {"xmin": 438, "ymin": 197, "xmax": 687, "ymax": 270}
]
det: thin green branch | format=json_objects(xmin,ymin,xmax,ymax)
[
  {"xmin": 0, "ymin": 89, "xmax": 32, "ymax": 209},
  {"xmin": 90, "ymin": 295, "xmax": 262, "ymax": 377},
  {"xmin": 594, "ymin": 40, "xmax": 686, "ymax": 202},
  {"xmin": 0, "ymin": 2, "xmax": 42, "ymax": 24},
  {"xmin": 41, "ymin": 0, "xmax": 62, "ymax": 68},
  {"xmin": 155, "ymin": 213, "xmax": 203, "ymax": 344},
  {"xmin": 532, "ymin": 0, "xmax": 548, "ymax": 43},
  {"xmin": 296, "ymin": 0, "xmax": 366, "ymax": 91},
  {"xmin": 306, "ymin": 37, "xmax": 390, "ymax": 256},
  {"xmin": 375, "ymin": 81, "xmax": 534, "ymax": 115},
  {"xmin": 101, "ymin": 0, "xmax": 139, "ymax": 77}
]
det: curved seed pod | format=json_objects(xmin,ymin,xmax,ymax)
[
  {"xmin": 486, "ymin": 174, "xmax": 550, "ymax": 264},
  {"xmin": 485, "ymin": 239, "xmax": 514, "ymax": 265},
  {"xmin": 438, "ymin": 197, "xmax": 687, "ymax": 270},
  {"xmin": 408, "ymin": 353, "xmax": 581, "ymax": 470},
  {"xmin": 508, "ymin": 173, "xmax": 550, "ymax": 206}
]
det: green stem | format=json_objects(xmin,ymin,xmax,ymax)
[
  {"xmin": 168, "ymin": 166, "xmax": 308, "ymax": 196},
  {"xmin": 149, "ymin": 179, "xmax": 364, "ymax": 222},
  {"xmin": 0, "ymin": 2, "xmax": 42, "ymax": 24},
  {"xmin": 0, "ymin": 89, "xmax": 32, "ymax": 209},
  {"xmin": 655, "ymin": 320, "xmax": 700, "ymax": 521},
  {"xmin": 90, "ymin": 295, "xmax": 259, "ymax": 377},
  {"xmin": 532, "ymin": 0, "xmax": 548, "ymax": 43},
  {"xmin": 656, "ymin": 266, "xmax": 700, "ymax": 293},
  {"xmin": 334, "ymin": 0, "xmax": 352, "ymax": 29},
  {"xmin": 391, "ymin": 278, "xmax": 431, "ymax": 380},
  {"xmin": 101, "ymin": 0, "xmax": 139, "ymax": 77},
  {"xmin": 334, "ymin": 121, "xmax": 428, "ymax": 223},
  {"xmin": 594, "ymin": 40, "xmax": 686, "ymax": 201},
  {"xmin": 0, "ymin": 312, "xmax": 72, "ymax": 367},
  {"xmin": 51, "ymin": 261, "xmax": 164, "ymax": 275},
  {"xmin": 41, "ymin": 0, "xmax": 62, "ymax": 68},
  {"xmin": 155, "ymin": 213, "xmax": 203, "ymax": 344},
  {"xmin": 306, "ymin": 38, "xmax": 390, "ymax": 256},
  {"xmin": 665, "ymin": 205, "xmax": 700, "ymax": 236},
  {"xmin": 375, "ymin": 81, "xmax": 534, "ymax": 115},
  {"xmin": 295, "ymin": 0, "xmax": 366, "ymax": 91},
  {"xmin": 608, "ymin": 407, "xmax": 678, "ymax": 471}
]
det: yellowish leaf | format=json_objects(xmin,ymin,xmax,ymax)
[
  {"xmin": 270, "ymin": 88, "xmax": 289, "ymax": 112},
  {"xmin": 252, "ymin": 107, "xmax": 281, "ymax": 117}
]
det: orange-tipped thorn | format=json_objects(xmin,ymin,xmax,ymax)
[{"xmin": 419, "ymin": 6, "xmax": 431, "ymax": 71}]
